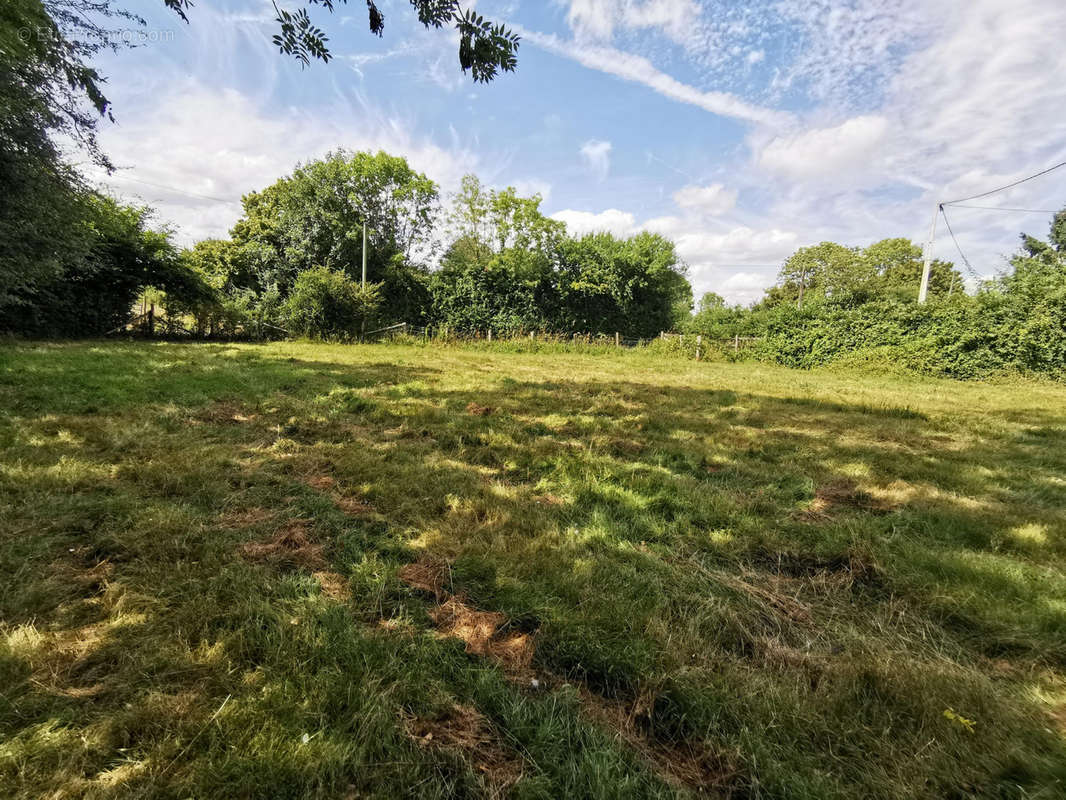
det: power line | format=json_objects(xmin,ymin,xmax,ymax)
[
  {"xmin": 939, "ymin": 206, "xmax": 983, "ymax": 282},
  {"xmin": 942, "ymin": 160, "xmax": 1066, "ymax": 206},
  {"xmin": 89, "ymin": 172, "xmax": 241, "ymax": 205},
  {"xmin": 947, "ymin": 204, "xmax": 1059, "ymax": 214}
]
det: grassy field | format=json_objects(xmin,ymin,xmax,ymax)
[{"xmin": 1, "ymin": 340, "xmax": 1064, "ymax": 799}]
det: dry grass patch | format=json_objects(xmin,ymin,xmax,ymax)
[
  {"xmin": 239, "ymin": 521, "xmax": 325, "ymax": 570},
  {"xmin": 336, "ymin": 496, "xmax": 375, "ymax": 516},
  {"xmin": 576, "ymin": 685, "xmax": 742, "ymax": 793},
  {"xmin": 797, "ymin": 478, "xmax": 894, "ymax": 521},
  {"xmin": 219, "ymin": 507, "xmax": 275, "ymax": 529},
  {"xmin": 404, "ymin": 704, "xmax": 525, "ymax": 795},
  {"xmin": 312, "ymin": 571, "xmax": 350, "ymax": 601},
  {"xmin": 465, "ymin": 402, "xmax": 495, "ymax": 417},
  {"xmin": 195, "ymin": 401, "xmax": 257, "ymax": 425},
  {"xmin": 398, "ymin": 557, "xmax": 450, "ymax": 598},
  {"xmin": 429, "ymin": 597, "xmax": 536, "ymax": 676}
]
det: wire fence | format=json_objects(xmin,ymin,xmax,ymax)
[
  {"xmin": 364, "ymin": 322, "xmax": 763, "ymax": 358},
  {"xmin": 108, "ymin": 315, "xmax": 763, "ymax": 359}
]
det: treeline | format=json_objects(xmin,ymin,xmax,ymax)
[
  {"xmin": 0, "ymin": 0, "xmax": 211, "ymax": 337},
  {"xmin": 684, "ymin": 228, "xmax": 1066, "ymax": 378},
  {"xmin": 175, "ymin": 157, "xmax": 692, "ymax": 340}
]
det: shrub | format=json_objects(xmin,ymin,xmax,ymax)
[{"xmin": 282, "ymin": 267, "xmax": 382, "ymax": 341}]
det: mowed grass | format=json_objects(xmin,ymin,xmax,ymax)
[{"xmin": 1, "ymin": 340, "xmax": 1065, "ymax": 799}]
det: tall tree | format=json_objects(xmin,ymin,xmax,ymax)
[
  {"xmin": 557, "ymin": 232, "xmax": 691, "ymax": 337},
  {"xmin": 864, "ymin": 238, "xmax": 959, "ymax": 300},
  {"xmin": 776, "ymin": 242, "xmax": 866, "ymax": 308},
  {"xmin": 431, "ymin": 178, "xmax": 564, "ymax": 332},
  {"xmin": 229, "ymin": 150, "xmax": 439, "ymax": 321},
  {"xmin": 0, "ymin": 0, "xmax": 120, "ymax": 308}
]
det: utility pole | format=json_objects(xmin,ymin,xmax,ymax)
[
  {"xmin": 361, "ymin": 222, "xmax": 367, "ymax": 289},
  {"xmin": 918, "ymin": 204, "xmax": 940, "ymax": 304}
]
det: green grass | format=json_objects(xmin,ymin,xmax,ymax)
[{"xmin": 1, "ymin": 340, "xmax": 1064, "ymax": 799}]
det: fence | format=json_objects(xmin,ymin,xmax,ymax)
[
  {"xmin": 365, "ymin": 322, "xmax": 763, "ymax": 359},
  {"xmin": 108, "ymin": 314, "xmax": 762, "ymax": 357}
]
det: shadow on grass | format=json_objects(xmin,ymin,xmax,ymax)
[{"xmin": 2, "ymin": 342, "xmax": 1065, "ymax": 799}]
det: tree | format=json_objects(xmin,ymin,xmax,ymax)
[
  {"xmin": 1000, "ymin": 207, "xmax": 1066, "ymax": 305},
  {"xmin": 1, "ymin": 194, "xmax": 195, "ymax": 336},
  {"xmin": 557, "ymin": 232, "xmax": 691, "ymax": 337},
  {"xmin": 775, "ymin": 242, "xmax": 871, "ymax": 308},
  {"xmin": 697, "ymin": 292, "xmax": 726, "ymax": 313},
  {"xmin": 229, "ymin": 150, "xmax": 439, "ymax": 321},
  {"xmin": 162, "ymin": 0, "xmax": 519, "ymax": 81},
  {"xmin": 864, "ymin": 238, "xmax": 959, "ymax": 301},
  {"xmin": 1, "ymin": 0, "xmax": 114, "ymax": 308},
  {"xmin": 431, "ymin": 178, "xmax": 564, "ymax": 333}
]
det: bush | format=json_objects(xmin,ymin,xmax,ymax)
[{"xmin": 282, "ymin": 267, "xmax": 381, "ymax": 341}]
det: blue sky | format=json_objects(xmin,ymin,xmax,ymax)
[{"xmin": 87, "ymin": 0, "xmax": 1066, "ymax": 304}]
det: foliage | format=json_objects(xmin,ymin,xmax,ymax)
[
  {"xmin": 282, "ymin": 266, "xmax": 382, "ymax": 340},
  {"xmin": 429, "ymin": 177, "xmax": 691, "ymax": 336},
  {"xmin": 682, "ymin": 228, "xmax": 1066, "ymax": 379},
  {"xmin": 766, "ymin": 238, "xmax": 961, "ymax": 309},
  {"xmin": 0, "ymin": 0, "xmax": 125, "ymax": 308},
  {"xmin": 162, "ymin": 0, "xmax": 520, "ymax": 81},
  {"xmin": 556, "ymin": 231, "xmax": 691, "ymax": 337},
  {"xmin": 229, "ymin": 150, "xmax": 437, "ymax": 323},
  {"xmin": 0, "ymin": 194, "xmax": 196, "ymax": 337}
]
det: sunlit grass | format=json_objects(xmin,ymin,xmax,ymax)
[{"xmin": 1, "ymin": 339, "xmax": 1064, "ymax": 798}]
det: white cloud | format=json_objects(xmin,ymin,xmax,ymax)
[
  {"xmin": 518, "ymin": 27, "xmax": 791, "ymax": 127},
  {"xmin": 673, "ymin": 226, "xmax": 798, "ymax": 304},
  {"xmin": 551, "ymin": 208, "xmax": 637, "ymax": 236},
  {"xmin": 746, "ymin": 0, "xmax": 1066, "ymax": 277},
  {"xmin": 672, "ymin": 183, "xmax": 738, "ymax": 215},
  {"xmin": 746, "ymin": 50, "xmax": 765, "ymax": 65},
  {"xmin": 549, "ymin": 204, "xmax": 797, "ymax": 303},
  {"xmin": 756, "ymin": 115, "xmax": 889, "ymax": 182},
  {"xmin": 563, "ymin": 0, "xmax": 702, "ymax": 44},
  {"xmin": 580, "ymin": 139, "xmax": 613, "ymax": 181},
  {"xmin": 86, "ymin": 80, "xmax": 480, "ymax": 245},
  {"xmin": 511, "ymin": 179, "xmax": 553, "ymax": 204}
]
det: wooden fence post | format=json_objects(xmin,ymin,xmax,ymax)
[
  {"xmin": 734, "ymin": 334, "xmax": 739, "ymax": 353},
  {"xmin": 615, "ymin": 332, "xmax": 620, "ymax": 347},
  {"xmin": 696, "ymin": 334, "xmax": 702, "ymax": 361}
]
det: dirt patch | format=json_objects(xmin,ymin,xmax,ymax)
[
  {"xmin": 429, "ymin": 597, "xmax": 535, "ymax": 675},
  {"xmin": 405, "ymin": 704, "xmax": 524, "ymax": 793},
  {"xmin": 313, "ymin": 571, "xmax": 349, "ymax": 601},
  {"xmin": 797, "ymin": 478, "xmax": 894, "ymax": 521},
  {"xmin": 336, "ymin": 496, "xmax": 375, "ymax": 516},
  {"xmin": 466, "ymin": 402, "xmax": 495, "ymax": 417},
  {"xmin": 533, "ymin": 494, "xmax": 565, "ymax": 507},
  {"xmin": 577, "ymin": 687, "xmax": 741, "ymax": 792},
  {"xmin": 398, "ymin": 557, "xmax": 451, "ymax": 598},
  {"xmin": 196, "ymin": 401, "xmax": 257, "ymax": 425},
  {"xmin": 306, "ymin": 475, "xmax": 337, "ymax": 491},
  {"xmin": 219, "ymin": 507, "xmax": 275, "ymax": 529},
  {"xmin": 239, "ymin": 521, "xmax": 325, "ymax": 570}
]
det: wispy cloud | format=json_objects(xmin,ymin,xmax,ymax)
[
  {"xmin": 517, "ymin": 26, "xmax": 791, "ymax": 128},
  {"xmin": 580, "ymin": 139, "xmax": 612, "ymax": 181}
]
